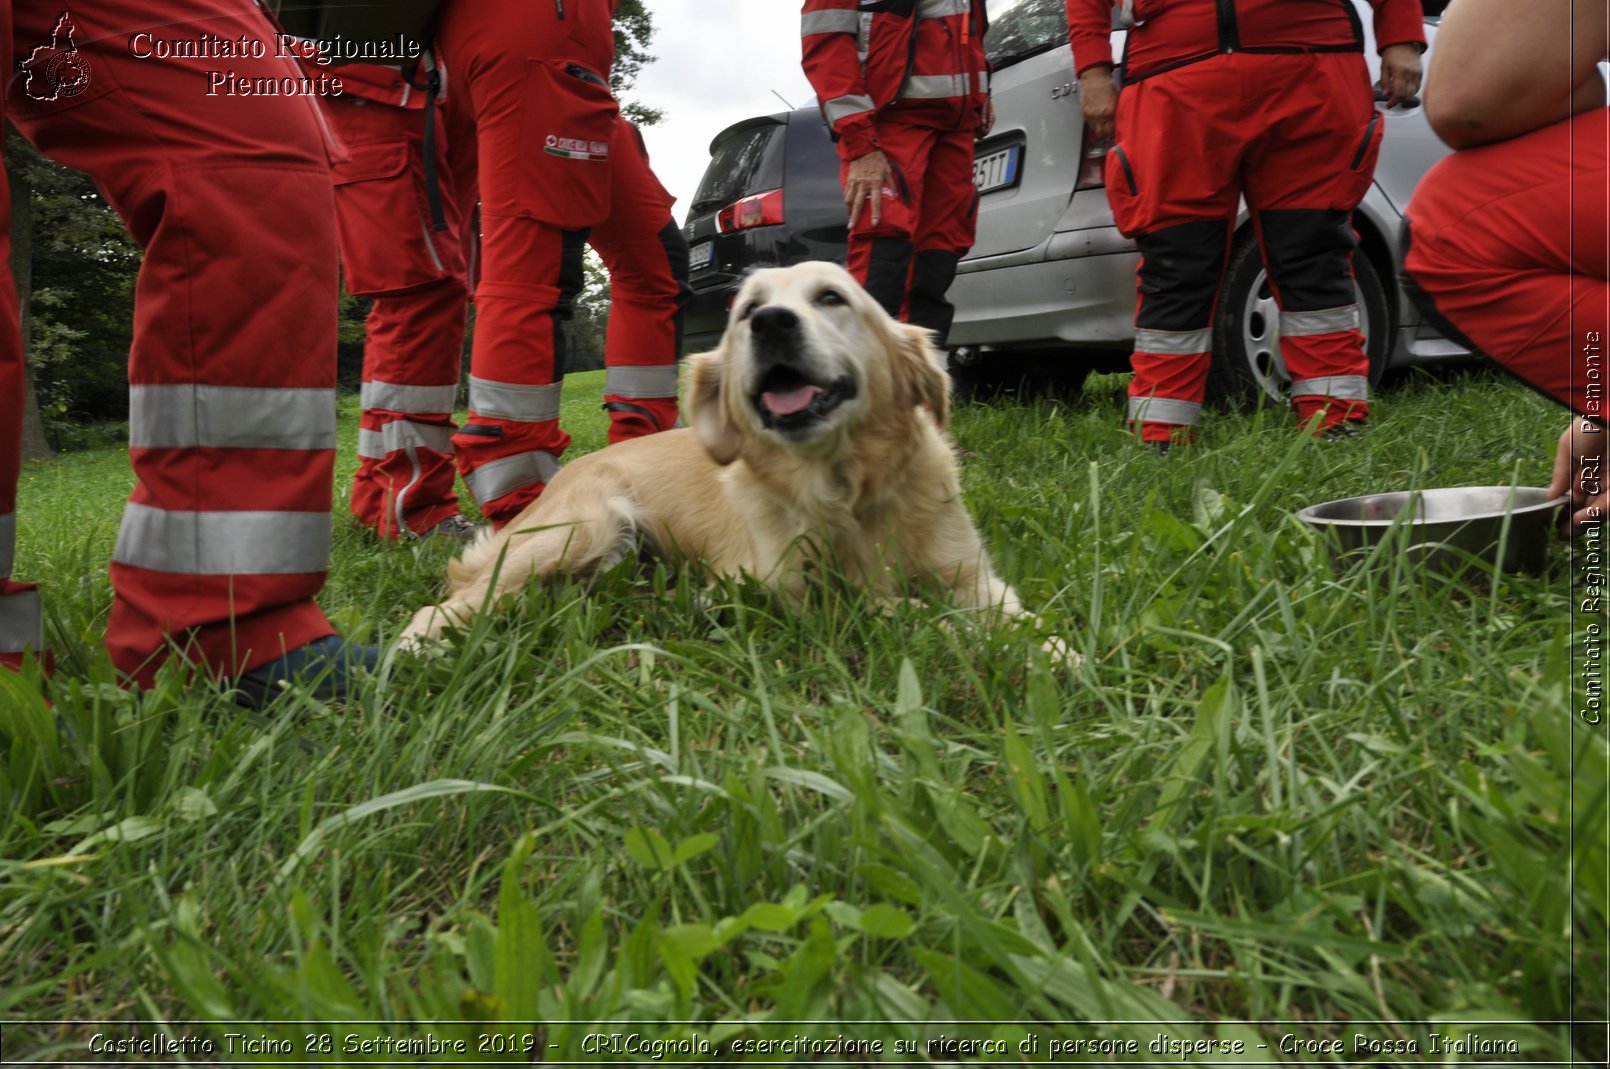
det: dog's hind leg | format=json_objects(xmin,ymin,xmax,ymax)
[{"xmin": 398, "ymin": 484, "xmax": 640, "ymax": 648}]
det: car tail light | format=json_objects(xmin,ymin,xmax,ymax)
[
  {"xmin": 1075, "ymin": 131, "xmax": 1109, "ymax": 191},
  {"xmin": 717, "ymin": 188, "xmax": 784, "ymax": 232}
]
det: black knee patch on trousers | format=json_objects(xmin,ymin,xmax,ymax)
[
  {"xmin": 1256, "ymin": 209, "xmax": 1358, "ymax": 311},
  {"xmin": 553, "ymin": 228, "xmax": 589, "ymax": 379},
  {"xmin": 1135, "ymin": 220, "xmax": 1231, "ymax": 330},
  {"xmin": 862, "ymin": 238, "xmax": 914, "ymax": 320},
  {"xmin": 657, "ymin": 219, "xmax": 693, "ymax": 359},
  {"xmin": 602, "ymin": 400, "xmax": 666, "ymax": 431},
  {"xmin": 909, "ymin": 249, "xmax": 960, "ymax": 346}
]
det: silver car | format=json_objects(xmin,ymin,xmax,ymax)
[{"xmin": 948, "ymin": 0, "xmax": 1466, "ymax": 403}]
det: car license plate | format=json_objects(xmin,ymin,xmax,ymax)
[
  {"xmin": 689, "ymin": 240, "xmax": 714, "ymax": 271},
  {"xmin": 973, "ymin": 144, "xmax": 1021, "ymax": 194}
]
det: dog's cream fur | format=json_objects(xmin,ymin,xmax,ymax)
[{"xmin": 400, "ymin": 262, "xmax": 1058, "ymax": 652}]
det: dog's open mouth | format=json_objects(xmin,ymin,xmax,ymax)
[{"xmin": 752, "ymin": 367, "xmax": 857, "ymax": 432}]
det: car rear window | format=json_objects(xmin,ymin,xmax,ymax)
[
  {"xmin": 986, "ymin": 0, "xmax": 1070, "ymax": 68},
  {"xmin": 691, "ymin": 120, "xmax": 786, "ymax": 214}
]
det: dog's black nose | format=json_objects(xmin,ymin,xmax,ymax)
[{"xmin": 748, "ymin": 304, "xmax": 799, "ymax": 341}]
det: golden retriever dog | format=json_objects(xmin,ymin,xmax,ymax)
[{"xmin": 400, "ymin": 261, "xmax": 1066, "ymax": 658}]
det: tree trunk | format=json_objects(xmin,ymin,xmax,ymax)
[{"xmin": 8, "ymin": 147, "xmax": 53, "ymax": 462}]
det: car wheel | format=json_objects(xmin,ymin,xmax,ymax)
[
  {"xmin": 947, "ymin": 349, "xmax": 1092, "ymax": 401},
  {"xmin": 1205, "ymin": 231, "xmax": 1392, "ymax": 411}
]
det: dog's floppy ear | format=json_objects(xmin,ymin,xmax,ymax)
[
  {"xmin": 685, "ymin": 349, "xmax": 742, "ymax": 465},
  {"xmin": 891, "ymin": 322, "xmax": 952, "ymax": 430}
]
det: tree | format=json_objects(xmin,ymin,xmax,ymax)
[
  {"xmin": 9, "ymin": 152, "xmax": 51, "ymax": 463},
  {"xmin": 566, "ymin": 251, "xmax": 611, "ymax": 373},
  {"xmin": 612, "ymin": 0, "xmax": 664, "ymax": 128},
  {"xmin": 5, "ymin": 129, "xmax": 140, "ymax": 451}
]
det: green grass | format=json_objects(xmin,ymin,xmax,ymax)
[{"xmin": 1, "ymin": 366, "xmax": 1604, "ymax": 1063}]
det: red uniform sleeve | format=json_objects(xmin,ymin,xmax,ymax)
[
  {"xmin": 1370, "ymin": 0, "xmax": 1427, "ymax": 52},
  {"xmin": 801, "ymin": 0, "xmax": 879, "ymax": 162},
  {"xmin": 1066, "ymin": 0, "xmax": 1116, "ymax": 76}
]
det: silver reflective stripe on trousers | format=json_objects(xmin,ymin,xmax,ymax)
[
  {"xmin": 1289, "ymin": 375, "xmax": 1369, "ymax": 401},
  {"xmin": 605, "ymin": 364, "xmax": 679, "ymax": 400},
  {"xmin": 112, "ymin": 505, "xmax": 332, "ymax": 576},
  {"xmin": 361, "ymin": 380, "xmax": 460, "ymax": 415},
  {"xmin": 0, "ymin": 587, "xmax": 42, "ymax": 656},
  {"xmin": 464, "ymin": 451, "xmax": 562, "ymax": 506},
  {"xmin": 1128, "ymin": 396, "xmax": 1203, "ymax": 425},
  {"xmin": 824, "ymin": 93, "xmax": 875, "ymax": 124},
  {"xmin": 358, "ymin": 420, "xmax": 457, "ymax": 460},
  {"xmin": 1118, "ymin": 0, "xmax": 1137, "ymax": 26},
  {"xmin": 904, "ymin": 73, "xmax": 973, "ymax": 99},
  {"xmin": 129, "ymin": 385, "xmax": 337, "ymax": 451},
  {"xmin": 1133, "ymin": 327, "xmax": 1211, "ymax": 356},
  {"xmin": 801, "ymin": 7, "xmax": 859, "ymax": 35},
  {"xmin": 468, "ymin": 376, "xmax": 563, "ymax": 423},
  {"xmin": 1280, "ymin": 304, "xmax": 1360, "ymax": 337},
  {"xmin": 0, "ymin": 511, "xmax": 13, "ymax": 579},
  {"xmin": 919, "ymin": 0, "xmax": 971, "ymax": 17}
]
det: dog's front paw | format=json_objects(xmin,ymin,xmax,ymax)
[
  {"xmin": 1038, "ymin": 634, "xmax": 1083, "ymax": 670},
  {"xmin": 395, "ymin": 604, "xmax": 462, "ymax": 658},
  {"xmin": 393, "ymin": 630, "xmax": 444, "ymax": 659}
]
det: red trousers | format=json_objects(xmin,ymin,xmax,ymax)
[
  {"xmin": 322, "ymin": 81, "xmax": 474, "ymax": 538},
  {"xmin": 1109, "ymin": 52, "xmax": 1381, "ymax": 441},
  {"xmin": 436, "ymin": 0, "xmax": 618, "ymax": 526},
  {"xmin": 1404, "ymin": 108, "xmax": 1610, "ymax": 423},
  {"xmin": 845, "ymin": 121, "xmax": 979, "ymax": 346},
  {"xmin": 592, "ymin": 120, "xmax": 685, "ymax": 443},
  {"xmin": 2, "ymin": 1, "xmax": 341, "ymax": 683}
]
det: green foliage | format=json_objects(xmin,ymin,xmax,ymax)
[
  {"xmin": 613, "ymin": 0, "xmax": 665, "ymax": 128},
  {"xmin": 567, "ymin": 251, "xmax": 611, "ymax": 373},
  {"xmin": 6, "ymin": 132, "xmax": 138, "ymax": 433},
  {"xmin": 1, "ymin": 368, "xmax": 1601, "ymax": 1062}
]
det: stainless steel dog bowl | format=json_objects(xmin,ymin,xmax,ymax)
[{"xmin": 1296, "ymin": 486, "xmax": 1564, "ymax": 575}]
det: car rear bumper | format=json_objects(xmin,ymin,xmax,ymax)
[
  {"xmin": 684, "ymin": 278, "xmax": 738, "ymax": 355},
  {"xmin": 949, "ymin": 226, "xmax": 1139, "ymax": 350}
]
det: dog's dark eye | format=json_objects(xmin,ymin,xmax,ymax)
[
  {"xmin": 816, "ymin": 289, "xmax": 846, "ymax": 307},
  {"xmin": 738, "ymin": 300, "xmax": 761, "ymax": 321}
]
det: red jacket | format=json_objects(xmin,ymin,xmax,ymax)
[
  {"xmin": 801, "ymin": 0, "xmax": 991, "ymax": 162},
  {"xmin": 1066, "ymin": 0, "xmax": 1426, "ymax": 81}
]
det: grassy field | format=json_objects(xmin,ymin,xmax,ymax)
[{"xmin": 1, "ymin": 366, "xmax": 1605, "ymax": 1063}]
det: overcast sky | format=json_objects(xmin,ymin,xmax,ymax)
[{"xmin": 633, "ymin": 1, "xmax": 818, "ymax": 225}]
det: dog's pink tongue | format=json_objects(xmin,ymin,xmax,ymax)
[{"xmin": 763, "ymin": 384, "xmax": 822, "ymax": 416}]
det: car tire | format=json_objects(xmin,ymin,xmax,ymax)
[
  {"xmin": 1205, "ymin": 230, "xmax": 1392, "ymax": 412},
  {"xmin": 947, "ymin": 349, "xmax": 1092, "ymax": 401}
]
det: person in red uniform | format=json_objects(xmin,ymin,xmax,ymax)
[
  {"xmin": 1402, "ymin": 0, "xmax": 1608, "ymax": 536},
  {"xmin": 317, "ymin": 60, "xmax": 479, "ymax": 541},
  {"xmin": 1068, "ymin": 0, "xmax": 1425, "ymax": 448},
  {"xmin": 316, "ymin": 56, "xmax": 682, "ymax": 533},
  {"xmin": 800, "ymin": 0, "xmax": 993, "ymax": 346},
  {"xmin": 0, "ymin": 1, "xmax": 375, "ymax": 704},
  {"xmin": 432, "ymin": 0, "xmax": 620, "ymax": 528}
]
